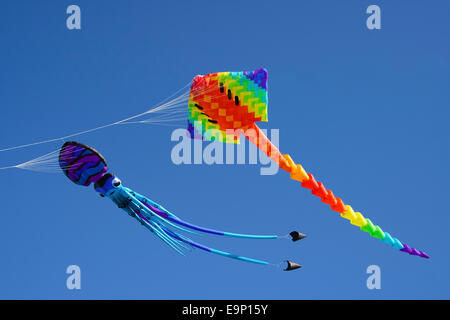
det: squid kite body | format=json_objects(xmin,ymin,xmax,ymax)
[{"xmin": 59, "ymin": 141, "xmax": 305, "ymax": 270}]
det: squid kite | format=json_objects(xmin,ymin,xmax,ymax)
[
  {"xmin": 187, "ymin": 68, "xmax": 429, "ymax": 259},
  {"xmin": 59, "ymin": 141, "xmax": 305, "ymax": 270}
]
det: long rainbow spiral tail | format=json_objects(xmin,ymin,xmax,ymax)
[{"xmin": 245, "ymin": 123, "xmax": 429, "ymax": 259}]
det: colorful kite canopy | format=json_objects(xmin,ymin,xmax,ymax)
[
  {"xmin": 188, "ymin": 68, "xmax": 269, "ymax": 143},
  {"xmin": 187, "ymin": 68, "xmax": 429, "ymax": 259}
]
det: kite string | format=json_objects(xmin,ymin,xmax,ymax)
[
  {"xmin": 0, "ymin": 165, "xmax": 15, "ymax": 170},
  {"xmin": 0, "ymin": 80, "xmax": 223, "ymax": 171},
  {"xmin": 0, "ymin": 81, "xmax": 193, "ymax": 153},
  {"xmin": 117, "ymin": 84, "xmax": 224, "ymax": 126}
]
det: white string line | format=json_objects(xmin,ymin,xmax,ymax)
[
  {"xmin": 0, "ymin": 86, "xmax": 190, "ymax": 170},
  {"xmin": 124, "ymin": 122, "xmax": 186, "ymax": 128},
  {"xmin": 0, "ymin": 149, "xmax": 61, "ymax": 171},
  {"xmin": 0, "ymin": 89, "xmax": 190, "ymax": 169},
  {"xmin": 122, "ymin": 108, "xmax": 189, "ymax": 122},
  {"xmin": 120, "ymin": 118, "xmax": 187, "ymax": 125},
  {"xmin": 123, "ymin": 114, "xmax": 188, "ymax": 123},
  {"xmin": 0, "ymin": 81, "xmax": 193, "ymax": 153},
  {"xmin": 115, "ymin": 84, "xmax": 225, "ymax": 126},
  {"xmin": 0, "ymin": 165, "xmax": 16, "ymax": 170},
  {"xmin": 0, "ymin": 82, "xmax": 232, "ymax": 172},
  {"xmin": 0, "ymin": 79, "xmax": 226, "ymax": 171},
  {"xmin": 133, "ymin": 111, "xmax": 188, "ymax": 120}
]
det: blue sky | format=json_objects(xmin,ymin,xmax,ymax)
[{"xmin": 0, "ymin": 1, "xmax": 449, "ymax": 299}]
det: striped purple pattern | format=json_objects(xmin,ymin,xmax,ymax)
[{"xmin": 59, "ymin": 141, "xmax": 108, "ymax": 186}]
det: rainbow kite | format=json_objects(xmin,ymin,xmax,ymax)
[{"xmin": 187, "ymin": 68, "xmax": 429, "ymax": 259}]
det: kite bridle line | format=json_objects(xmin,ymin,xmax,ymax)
[
  {"xmin": 0, "ymin": 79, "xmax": 231, "ymax": 155},
  {"xmin": 0, "ymin": 81, "xmax": 196, "ymax": 153},
  {"xmin": 0, "ymin": 82, "xmax": 231, "ymax": 173}
]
